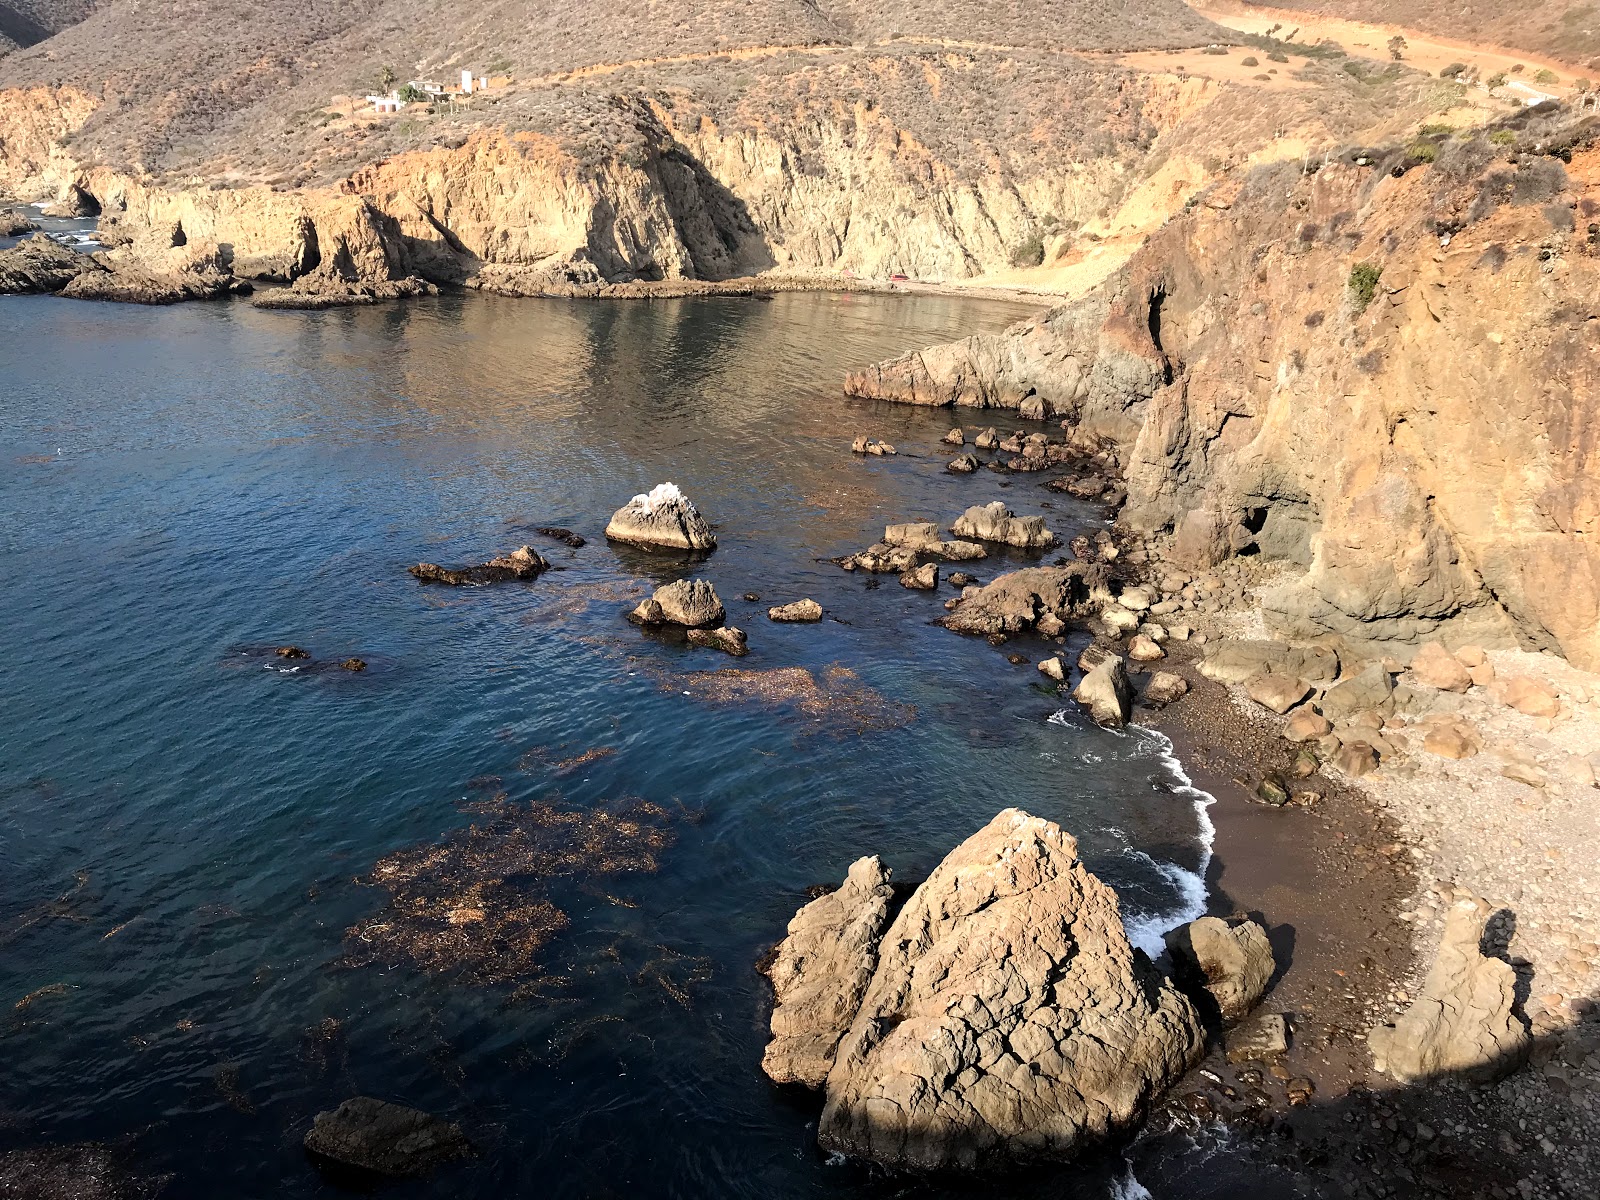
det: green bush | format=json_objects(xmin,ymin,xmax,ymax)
[
  {"xmin": 1489, "ymin": 129, "xmax": 1517, "ymax": 146},
  {"xmin": 1268, "ymin": 50, "xmax": 1288, "ymax": 63},
  {"xmin": 1241, "ymin": 56, "xmax": 1258, "ymax": 67},
  {"xmin": 397, "ymin": 84, "xmax": 429, "ymax": 104},
  {"xmin": 1202, "ymin": 45, "xmax": 1228, "ymax": 56},
  {"xmin": 1348, "ymin": 262, "xmax": 1383, "ymax": 313},
  {"xmin": 1487, "ymin": 72, "xmax": 1507, "ymax": 89},
  {"xmin": 1439, "ymin": 62, "xmax": 1467, "ymax": 79},
  {"xmin": 1408, "ymin": 141, "xmax": 1439, "ymax": 163},
  {"xmin": 1010, "ymin": 232, "xmax": 1046, "ymax": 269},
  {"xmin": 1534, "ymin": 68, "xmax": 1559, "ymax": 85},
  {"xmin": 1417, "ymin": 122, "xmax": 1454, "ymax": 137}
]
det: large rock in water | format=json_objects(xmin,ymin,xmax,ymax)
[
  {"xmin": 1071, "ymin": 654, "xmax": 1134, "ymax": 728},
  {"xmin": 0, "ymin": 233, "xmax": 101, "ymax": 294},
  {"xmin": 1368, "ymin": 896, "xmax": 1530, "ymax": 1086},
  {"xmin": 604, "ymin": 482, "xmax": 716, "ymax": 551},
  {"xmin": 1165, "ymin": 915, "xmax": 1275, "ymax": 1026},
  {"xmin": 629, "ymin": 578, "xmax": 724, "ymax": 627},
  {"xmin": 303, "ymin": 1097, "xmax": 471, "ymax": 1178},
  {"xmin": 815, "ymin": 810, "xmax": 1204, "ymax": 1170},
  {"xmin": 940, "ymin": 565, "xmax": 1097, "ymax": 636},
  {"xmin": 762, "ymin": 856, "xmax": 894, "ymax": 1088},
  {"xmin": 951, "ymin": 501, "xmax": 1056, "ymax": 549}
]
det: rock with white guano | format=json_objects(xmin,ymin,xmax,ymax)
[{"xmin": 604, "ymin": 482, "xmax": 716, "ymax": 551}]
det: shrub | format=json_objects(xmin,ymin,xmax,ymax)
[
  {"xmin": 1202, "ymin": 45, "xmax": 1228, "ymax": 56},
  {"xmin": 1241, "ymin": 56, "xmax": 1258, "ymax": 67},
  {"xmin": 1010, "ymin": 232, "xmax": 1046, "ymax": 269},
  {"xmin": 1534, "ymin": 68, "xmax": 1559, "ymax": 85},
  {"xmin": 1408, "ymin": 141, "xmax": 1439, "ymax": 163},
  {"xmin": 1511, "ymin": 63, "xmax": 1525, "ymax": 74},
  {"xmin": 1489, "ymin": 129, "xmax": 1517, "ymax": 146},
  {"xmin": 1417, "ymin": 123, "xmax": 1454, "ymax": 137},
  {"xmin": 1268, "ymin": 50, "xmax": 1288, "ymax": 63},
  {"xmin": 1440, "ymin": 62, "xmax": 1467, "ymax": 79},
  {"xmin": 397, "ymin": 84, "xmax": 429, "ymax": 104},
  {"xmin": 1487, "ymin": 72, "xmax": 1507, "ymax": 89},
  {"xmin": 1348, "ymin": 261, "xmax": 1383, "ymax": 313},
  {"xmin": 1578, "ymin": 78, "xmax": 1593, "ymax": 92},
  {"xmin": 1388, "ymin": 35, "xmax": 1407, "ymax": 61}
]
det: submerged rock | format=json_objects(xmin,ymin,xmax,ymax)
[
  {"xmin": 409, "ymin": 545, "xmax": 548, "ymax": 585},
  {"xmin": 629, "ymin": 579, "xmax": 725, "ymax": 627},
  {"xmin": 1368, "ymin": 896, "xmax": 1530, "ymax": 1085},
  {"xmin": 687, "ymin": 625, "xmax": 748, "ymax": 656},
  {"xmin": 1165, "ymin": 915, "xmax": 1275, "ymax": 1027},
  {"xmin": 899, "ymin": 562, "xmax": 938, "ymax": 590},
  {"xmin": 762, "ymin": 856, "xmax": 894, "ymax": 1088},
  {"xmin": 768, "ymin": 598, "xmax": 823, "ymax": 622},
  {"xmin": 813, "ymin": 809, "xmax": 1203, "ymax": 1170},
  {"xmin": 946, "ymin": 453, "xmax": 979, "ymax": 474},
  {"xmin": 604, "ymin": 482, "xmax": 716, "ymax": 552},
  {"xmin": 533, "ymin": 525, "xmax": 586, "ymax": 548},
  {"xmin": 1072, "ymin": 654, "xmax": 1134, "ymax": 728},
  {"xmin": 303, "ymin": 1097, "xmax": 470, "ymax": 1179},
  {"xmin": 951, "ymin": 501, "xmax": 1056, "ymax": 549}
]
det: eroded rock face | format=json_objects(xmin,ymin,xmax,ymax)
[
  {"xmin": 629, "ymin": 578, "xmax": 724, "ymax": 627},
  {"xmin": 940, "ymin": 565, "xmax": 1096, "ymax": 637},
  {"xmin": 815, "ymin": 809, "xmax": 1204, "ymax": 1170},
  {"xmin": 761, "ymin": 856, "xmax": 894, "ymax": 1089},
  {"xmin": 951, "ymin": 501, "xmax": 1055, "ymax": 549},
  {"xmin": 1368, "ymin": 896, "xmax": 1530, "ymax": 1086},
  {"xmin": 304, "ymin": 1097, "xmax": 470, "ymax": 1179},
  {"xmin": 604, "ymin": 482, "xmax": 716, "ymax": 552},
  {"xmin": 1165, "ymin": 915, "xmax": 1275, "ymax": 1027}
]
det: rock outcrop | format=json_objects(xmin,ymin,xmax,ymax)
[
  {"xmin": 604, "ymin": 483, "xmax": 716, "ymax": 552},
  {"xmin": 761, "ymin": 856, "xmax": 894, "ymax": 1089},
  {"xmin": 629, "ymin": 578, "xmax": 725, "ymax": 627},
  {"xmin": 303, "ymin": 1097, "xmax": 470, "ymax": 1179},
  {"xmin": 407, "ymin": 545, "xmax": 548, "ymax": 585},
  {"xmin": 1368, "ymin": 896, "xmax": 1530, "ymax": 1086},
  {"xmin": 768, "ymin": 598, "xmax": 823, "ymax": 622},
  {"xmin": 1165, "ymin": 915, "xmax": 1276, "ymax": 1027},
  {"xmin": 0, "ymin": 231, "xmax": 95, "ymax": 291},
  {"xmin": 0, "ymin": 207, "xmax": 36, "ymax": 235},
  {"xmin": 1072, "ymin": 654, "xmax": 1134, "ymax": 728},
  {"xmin": 939, "ymin": 565, "xmax": 1097, "ymax": 637},
  {"xmin": 803, "ymin": 810, "xmax": 1203, "ymax": 1170},
  {"xmin": 846, "ymin": 117, "xmax": 1600, "ymax": 671},
  {"xmin": 951, "ymin": 502, "xmax": 1055, "ymax": 549}
]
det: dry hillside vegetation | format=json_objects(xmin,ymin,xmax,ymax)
[
  {"xmin": 0, "ymin": 0, "xmax": 98, "ymax": 53},
  {"xmin": 1258, "ymin": 1, "xmax": 1600, "ymax": 70},
  {"xmin": 0, "ymin": 0, "xmax": 1224, "ymax": 177}
]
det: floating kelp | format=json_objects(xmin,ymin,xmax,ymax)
[
  {"xmin": 0, "ymin": 869, "xmax": 91, "ymax": 946},
  {"xmin": 343, "ymin": 797, "xmax": 675, "ymax": 986},
  {"xmin": 0, "ymin": 1143, "xmax": 170, "ymax": 1200},
  {"xmin": 517, "ymin": 579, "xmax": 645, "ymax": 625},
  {"xmin": 659, "ymin": 663, "xmax": 915, "ymax": 735},
  {"xmin": 518, "ymin": 745, "xmax": 617, "ymax": 774}
]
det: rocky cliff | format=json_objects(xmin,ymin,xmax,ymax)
[{"xmin": 848, "ymin": 109, "xmax": 1600, "ymax": 669}]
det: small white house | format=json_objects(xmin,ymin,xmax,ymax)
[{"xmin": 461, "ymin": 69, "xmax": 474, "ymax": 94}]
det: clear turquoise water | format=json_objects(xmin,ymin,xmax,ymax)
[{"xmin": 0, "ymin": 289, "xmax": 1211, "ymax": 1197}]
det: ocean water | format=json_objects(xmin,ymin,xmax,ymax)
[{"xmin": 0, "ymin": 288, "xmax": 1214, "ymax": 1198}]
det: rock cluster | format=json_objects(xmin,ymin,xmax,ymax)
[
  {"xmin": 762, "ymin": 810, "xmax": 1205, "ymax": 1170},
  {"xmin": 604, "ymin": 483, "xmax": 716, "ymax": 552},
  {"xmin": 951, "ymin": 501, "xmax": 1056, "ymax": 549},
  {"xmin": 939, "ymin": 565, "xmax": 1097, "ymax": 637}
]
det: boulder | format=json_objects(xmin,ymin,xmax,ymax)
[
  {"xmin": 1072, "ymin": 655, "xmax": 1134, "ymax": 728},
  {"xmin": 0, "ymin": 233, "xmax": 101, "ymax": 294},
  {"xmin": 1019, "ymin": 394, "xmax": 1047, "ymax": 420},
  {"xmin": 1246, "ymin": 674, "xmax": 1310, "ymax": 715},
  {"xmin": 946, "ymin": 453, "xmax": 979, "ymax": 474},
  {"xmin": 604, "ymin": 483, "xmax": 716, "ymax": 552},
  {"xmin": 1500, "ymin": 677, "xmax": 1560, "ymax": 718},
  {"xmin": 929, "ymin": 540, "xmax": 987, "ymax": 562},
  {"xmin": 0, "ymin": 209, "xmax": 39, "ymax": 237},
  {"xmin": 1320, "ymin": 664, "xmax": 1395, "ymax": 721},
  {"xmin": 951, "ymin": 501, "xmax": 1056, "ymax": 549},
  {"xmin": 1422, "ymin": 723, "xmax": 1479, "ymax": 759},
  {"xmin": 1164, "ymin": 916, "xmax": 1275, "ymax": 1027},
  {"xmin": 943, "ymin": 428, "xmax": 966, "ymax": 445},
  {"xmin": 1334, "ymin": 740, "xmax": 1379, "ymax": 777},
  {"xmin": 884, "ymin": 522, "xmax": 940, "ymax": 547},
  {"xmin": 1225, "ymin": 1013, "xmax": 1289, "ymax": 1064},
  {"xmin": 629, "ymin": 579, "xmax": 724, "ymax": 627},
  {"xmin": 1283, "ymin": 709, "xmax": 1333, "ymax": 742},
  {"xmin": 973, "ymin": 427, "xmax": 999, "ymax": 450},
  {"xmin": 851, "ymin": 436, "xmax": 896, "ymax": 456},
  {"xmin": 1408, "ymin": 642, "xmax": 1473, "ymax": 692},
  {"xmin": 762, "ymin": 857, "xmax": 895, "ymax": 1088},
  {"xmin": 1143, "ymin": 672, "xmax": 1189, "ymax": 707},
  {"xmin": 941, "ymin": 565, "xmax": 1095, "ymax": 637},
  {"xmin": 768, "ymin": 599, "xmax": 823, "ymax": 623},
  {"xmin": 1100, "ymin": 606, "xmax": 1141, "ymax": 635},
  {"xmin": 303, "ymin": 1097, "xmax": 470, "ymax": 1179},
  {"xmin": 1038, "ymin": 656, "xmax": 1067, "ymax": 682},
  {"xmin": 838, "ymin": 542, "xmax": 922, "ymax": 573},
  {"xmin": 816, "ymin": 810, "xmax": 1204, "ymax": 1170},
  {"xmin": 688, "ymin": 625, "xmax": 748, "ymax": 656},
  {"xmin": 408, "ymin": 545, "xmax": 548, "ymax": 586},
  {"xmin": 1198, "ymin": 640, "xmax": 1340, "ymax": 685},
  {"xmin": 1118, "ymin": 586, "xmax": 1154, "ymax": 612},
  {"xmin": 900, "ymin": 563, "xmax": 938, "ymax": 590},
  {"xmin": 1127, "ymin": 634, "xmax": 1165, "ymax": 663},
  {"xmin": 1368, "ymin": 896, "xmax": 1530, "ymax": 1085}
]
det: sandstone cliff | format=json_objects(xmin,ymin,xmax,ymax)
[{"xmin": 847, "ymin": 110, "xmax": 1600, "ymax": 669}]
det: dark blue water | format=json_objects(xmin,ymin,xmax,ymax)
[{"xmin": 1, "ymin": 290, "xmax": 1210, "ymax": 1197}]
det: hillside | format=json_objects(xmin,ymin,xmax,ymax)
[
  {"xmin": 0, "ymin": 0, "xmax": 98, "ymax": 54},
  {"xmin": 0, "ymin": 0, "xmax": 1226, "ymax": 176},
  {"xmin": 1228, "ymin": 1, "xmax": 1600, "ymax": 70}
]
